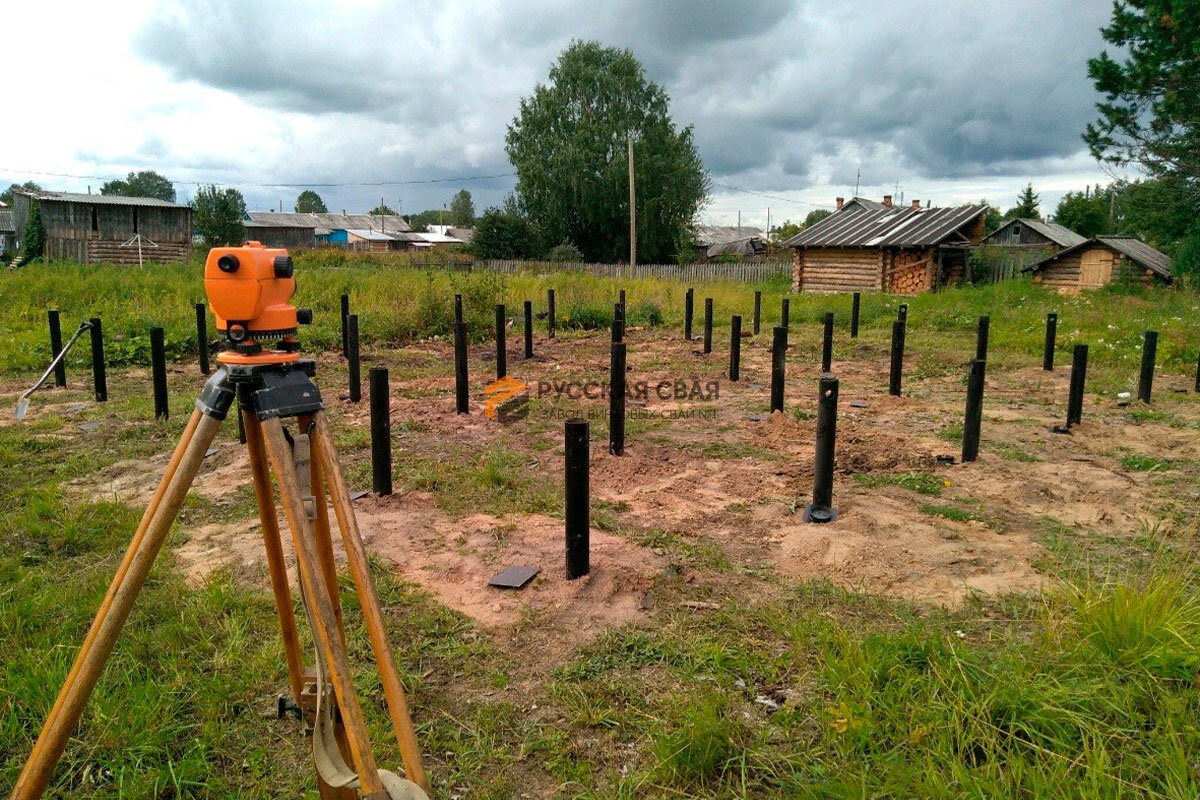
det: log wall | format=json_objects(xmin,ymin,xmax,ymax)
[{"xmin": 793, "ymin": 247, "xmax": 883, "ymax": 293}]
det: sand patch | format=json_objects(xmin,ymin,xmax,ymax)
[{"xmin": 773, "ymin": 491, "xmax": 1046, "ymax": 608}]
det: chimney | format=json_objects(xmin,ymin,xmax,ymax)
[
  {"xmin": 882, "ymin": 195, "xmax": 893, "ymax": 207},
  {"xmin": 835, "ymin": 197, "xmax": 844, "ymax": 210},
  {"xmin": 926, "ymin": 200, "xmax": 931, "ymax": 208},
  {"xmin": 911, "ymin": 199, "xmax": 920, "ymax": 210}
]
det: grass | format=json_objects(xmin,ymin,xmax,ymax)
[
  {"xmin": 854, "ymin": 470, "xmax": 945, "ymax": 496},
  {"xmin": 1121, "ymin": 453, "xmax": 1172, "ymax": 471},
  {"xmin": 920, "ymin": 502, "xmax": 984, "ymax": 523},
  {"xmin": 4, "ymin": 261, "xmax": 1200, "ymax": 797}
]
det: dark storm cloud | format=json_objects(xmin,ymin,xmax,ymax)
[{"xmin": 132, "ymin": 0, "xmax": 1113, "ymax": 206}]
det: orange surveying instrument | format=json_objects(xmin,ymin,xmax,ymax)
[{"xmin": 11, "ymin": 243, "xmax": 430, "ymax": 800}]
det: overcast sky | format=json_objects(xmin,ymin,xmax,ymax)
[{"xmin": 3, "ymin": 0, "xmax": 1124, "ymax": 230}]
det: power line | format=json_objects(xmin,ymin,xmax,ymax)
[{"xmin": 712, "ymin": 181, "xmax": 833, "ymax": 209}]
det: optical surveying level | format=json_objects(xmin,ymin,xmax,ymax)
[{"xmin": 11, "ymin": 243, "xmax": 430, "ymax": 800}]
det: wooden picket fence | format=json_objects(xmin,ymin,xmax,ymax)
[{"xmin": 478, "ymin": 259, "xmax": 791, "ymax": 283}]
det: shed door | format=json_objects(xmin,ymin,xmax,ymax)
[{"xmin": 1079, "ymin": 248, "xmax": 1113, "ymax": 288}]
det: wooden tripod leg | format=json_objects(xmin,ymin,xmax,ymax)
[
  {"xmin": 259, "ymin": 417, "xmax": 386, "ymax": 798},
  {"xmin": 20, "ymin": 407, "xmax": 203, "ymax": 773},
  {"xmin": 11, "ymin": 411, "xmax": 222, "ymax": 800},
  {"xmin": 312, "ymin": 412, "xmax": 430, "ymax": 793},
  {"xmin": 242, "ymin": 407, "xmax": 307, "ymax": 710},
  {"xmin": 301, "ymin": 413, "xmax": 345, "ymax": 639}
]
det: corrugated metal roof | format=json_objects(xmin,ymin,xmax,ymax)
[
  {"xmin": 25, "ymin": 190, "xmax": 188, "ymax": 209},
  {"xmin": 246, "ymin": 211, "xmax": 411, "ymax": 234},
  {"xmin": 984, "ymin": 218, "xmax": 1086, "ymax": 248},
  {"xmin": 0, "ymin": 209, "xmax": 14, "ymax": 232},
  {"xmin": 244, "ymin": 220, "xmax": 316, "ymax": 230},
  {"xmin": 1026, "ymin": 236, "xmax": 1173, "ymax": 279},
  {"xmin": 346, "ymin": 228, "xmax": 396, "ymax": 241},
  {"xmin": 783, "ymin": 204, "xmax": 985, "ymax": 248}
]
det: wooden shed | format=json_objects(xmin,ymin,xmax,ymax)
[
  {"xmin": 1025, "ymin": 236, "xmax": 1173, "ymax": 290},
  {"xmin": 11, "ymin": 190, "xmax": 191, "ymax": 265},
  {"xmin": 784, "ymin": 196, "xmax": 986, "ymax": 294},
  {"xmin": 243, "ymin": 221, "xmax": 317, "ymax": 249}
]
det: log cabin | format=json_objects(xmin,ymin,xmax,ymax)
[
  {"xmin": 784, "ymin": 195, "xmax": 987, "ymax": 294},
  {"xmin": 1024, "ymin": 236, "xmax": 1173, "ymax": 290},
  {"xmin": 11, "ymin": 190, "xmax": 191, "ymax": 265}
]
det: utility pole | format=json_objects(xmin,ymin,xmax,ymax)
[
  {"xmin": 855, "ymin": 168, "xmax": 861, "ymax": 197},
  {"xmin": 767, "ymin": 207, "xmax": 771, "ymax": 242},
  {"xmin": 627, "ymin": 135, "xmax": 636, "ymax": 267},
  {"xmin": 737, "ymin": 210, "xmax": 741, "ymax": 237},
  {"xmin": 1108, "ymin": 189, "xmax": 1115, "ymax": 230}
]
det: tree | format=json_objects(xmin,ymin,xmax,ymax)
[
  {"xmin": 771, "ymin": 220, "xmax": 803, "ymax": 242},
  {"xmin": 506, "ymin": 40, "xmax": 709, "ymax": 263},
  {"xmin": 370, "ymin": 204, "xmax": 397, "ymax": 216},
  {"xmin": 1, "ymin": 181, "xmax": 41, "ymax": 205},
  {"xmin": 448, "ymin": 189, "xmax": 475, "ymax": 227},
  {"xmin": 473, "ymin": 205, "xmax": 537, "ymax": 259},
  {"xmin": 18, "ymin": 200, "xmax": 45, "ymax": 265},
  {"xmin": 803, "ymin": 209, "xmax": 832, "ymax": 228},
  {"xmin": 193, "ymin": 185, "xmax": 246, "ymax": 248},
  {"xmin": 1084, "ymin": 1, "xmax": 1199, "ymax": 179},
  {"xmin": 100, "ymin": 170, "xmax": 176, "ymax": 202},
  {"xmin": 1054, "ymin": 185, "xmax": 1113, "ymax": 237},
  {"xmin": 976, "ymin": 200, "xmax": 1003, "ymax": 234},
  {"xmin": 1003, "ymin": 183, "xmax": 1041, "ymax": 220},
  {"xmin": 295, "ymin": 190, "xmax": 327, "ymax": 213}
]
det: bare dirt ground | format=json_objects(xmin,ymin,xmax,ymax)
[{"xmin": 38, "ymin": 323, "xmax": 1199, "ymax": 638}]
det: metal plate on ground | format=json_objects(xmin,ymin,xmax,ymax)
[
  {"xmin": 748, "ymin": 413, "xmax": 767, "ymax": 422},
  {"xmin": 488, "ymin": 565, "xmax": 541, "ymax": 589},
  {"xmin": 849, "ymin": 401, "xmax": 870, "ymax": 409},
  {"xmin": 78, "ymin": 421, "xmax": 102, "ymax": 432},
  {"xmin": 204, "ymin": 447, "xmax": 219, "ymax": 458},
  {"xmin": 350, "ymin": 490, "xmax": 369, "ymax": 501}
]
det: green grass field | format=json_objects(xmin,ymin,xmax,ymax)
[{"xmin": 2, "ymin": 257, "xmax": 1199, "ymax": 798}]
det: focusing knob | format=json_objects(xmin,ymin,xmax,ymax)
[
  {"xmin": 296, "ymin": 308, "xmax": 313, "ymax": 325},
  {"xmin": 217, "ymin": 254, "xmax": 240, "ymax": 273},
  {"xmin": 273, "ymin": 255, "xmax": 294, "ymax": 278}
]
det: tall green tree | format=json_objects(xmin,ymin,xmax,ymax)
[
  {"xmin": 295, "ymin": 190, "xmax": 328, "ymax": 213},
  {"xmin": 1084, "ymin": 0, "xmax": 1199, "ymax": 179},
  {"xmin": 1083, "ymin": 1, "xmax": 1200, "ymax": 279},
  {"xmin": 448, "ymin": 189, "xmax": 475, "ymax": 227},
  {"xmin": 1003, "ymin": 183, "xmax": 1041, "ymax": 220},
  {"xmin": 18, "ymin": 201, "xmax": 45, "ymax": 265},
  {"xmin": 370, "ymin": 204, "xmax": 397, "ymax": 216},
  {"xmin": 100, "ymin": 170, "xmax": 176, "ymax": 202},
  {"xmin": 1, "ymin": 181, "xmax": 41, "ymax": 205},
  {"xmin": 506, "ymin": 40, "xmax": 709, "ymax": 263},
  {"xmin": 472, "ymin": 205, "xmax": 537, "ymax": 259},
  {"xmin": 192, "ymin": 185, "xmax": 246, "ymax": 248},
  {"xmin": 1054, "ymin": 185, "xmax": 1114, "ymax": 237}
]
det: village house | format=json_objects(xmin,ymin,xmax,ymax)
[
  {"xmin": 692, "ymin": 224, "xmax": 767, "ymax": 260},
  {"xmin": 0, "ymin": 206, "xmax": 16, "ymax": 254},
  {"xmin": 244, "ymin": 210, "xmax": 413, "ymax": 248},
  {"xmin": 784, "ymin": 195, "xmax": 986, "ymax": 293},
  {"xmin": 11, "ymin": 190, "xmax": 192, "ymax": 265},
  {"xmin": 1024, "ymin": 236, "xmax": 1172, "ymax": 290}
]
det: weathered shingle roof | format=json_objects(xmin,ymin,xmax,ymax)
[
  {"xmin": 0, "ymin": 209, "xmax": 15, "ymax": 233},
  {"xmin": 243, "ymin": 220, "xmax": 316, "ymax": 231},
  {"xmin": 1025, "ymin": 236, "xmax": 1173, "ymax": 279},
  {"xmin": 784, "ymin": 204, "xmax": 985, "ymax": 248},
  {"xmin": 984, "ymin": 218, "xmax": 1086, "ymax": 248},
  {"xmin": 246, "ymin": 211, "xmax": 411, "ymax": 235},
  {"xmin": 26, "ymin": 190, "xmax": 188, "ymax": 209},
  {"xmin": 693, "ymin": 225, "xmax": 765, "ymax": 247}
]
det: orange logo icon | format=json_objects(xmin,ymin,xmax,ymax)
[{"xmin": 484, "ymin": 376, "xmax": 529, "ymax": 423}]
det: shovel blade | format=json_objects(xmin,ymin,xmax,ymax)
[{"xmin": 15, "ymin": 397, "xmax": 29, "ymax": 420}]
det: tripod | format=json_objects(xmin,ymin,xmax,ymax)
[{"xmin": 11, "ymin": 359, "xmax": 430, "ymax": 800}]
